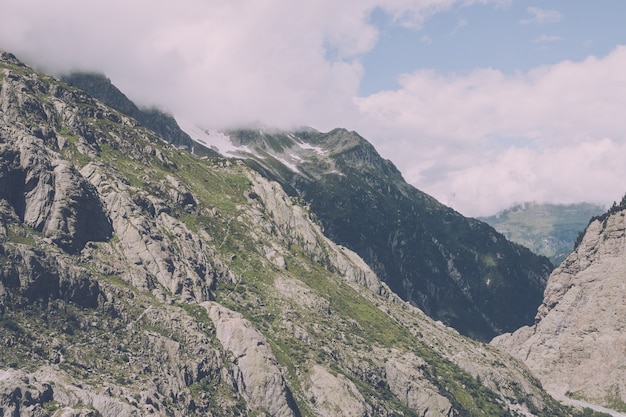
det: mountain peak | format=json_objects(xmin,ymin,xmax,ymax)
[{"xmin": 0, "ymin": 51, "xmax": 25, "ymax": 66}]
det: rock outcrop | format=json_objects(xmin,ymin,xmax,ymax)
[
  {"xmin": 206, "ymin": 302, "xmax": 298, "ymax": 417},
  {"xmin": 493, "ymin": 203, "xmax": 626, "ymax": 410},
  {"xmin": 0, "ymin": 133, "xmax": 112, "ymax": 254}
]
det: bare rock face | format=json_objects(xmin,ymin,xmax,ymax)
[
  {"xmin": 205, "ymin": 302, "xmax": 299, "ymax": 417},
  {"xmin": 385, "ymin": 352, "xmax": 453, "ymax": 416},
  {"xmin": 307, "ymin": 365, "xmax": 368, "ymax": 417},
  {"xmin": 0, "ymin": 242, "xmax": 100, "ymax": 309},
  {"xmin": 0, "ymin": 369, "xmax": 53, "ymax": 417},
  {"xmin": 80, "ymin": 161, "xmax": 221, "ymax": 301},
  {"xmin": 0, "ymin": 120, "xmax": 112, "ymax": 256},
  {"xmin": 493, "ymin": 207, "xmax": 626, "ymax": 408}
]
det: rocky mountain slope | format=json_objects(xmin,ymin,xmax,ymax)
[
  {"xmin": 56, "ymin": 71, "xmax": 557, "ymax": 342},
  {"xmin": 60, "ymin": 72, "xmax": 218, "ymax": 158},
  {"xmin": 0, "ymin": 51, "xmax": 587, "ymax": 417},
  {"xmin": 178, "ymin": 125, "xmax": 554, "ymax": 341},
  {"xmin": 492, "ymin": 199, "xmax": 626, "ymax": 412},
  {"xmin": 479, "ymin": 202, "xmax": 605, "ymax": 266}
]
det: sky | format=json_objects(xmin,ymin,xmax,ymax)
[{"xmin": 1, "ymin": 0, "xmax": 626, "ymax": 216}]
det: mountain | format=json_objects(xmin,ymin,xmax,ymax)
[
  {"xmin": 479, "ymin": 202, "xmax": 605, "ymax": 266},
  {"xmin": 492, "ymin": 197, "xmax": 626, "ymax": 413},
  {"xmin": 62, "ymin": 71, "xmax": 557, "ymax": 341},
  {"xmin": 60, "ymin": 72, "xmax": 218, "ymax": 158},
  {"xmin": 0, "ymin": 51, "xmax": 591, "ymax": 417},
  {"xmin": 179, "ymin": 126, "xmax": 555, "ymax": 341}
]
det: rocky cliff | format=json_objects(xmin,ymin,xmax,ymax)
[
  {"xmin": 492, "ymin": 200, "xmax": 626, "ymax": 412},
  {"xmin": 0, "ymin": 51, "xmax": 583, "ymax": 417}
]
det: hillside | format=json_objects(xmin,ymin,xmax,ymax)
[
  {"xmin": 64, "ymin": 71, "xmax": 558, "ymax": 341},
  {"xmin": 175, "ymin": 126, "xmax": 554, "ymax": 341},
  {"xmin": 492, "ymin": 197, "xmax": 626, "ymax": 413},
  {"xmin": 479, "ymin": 202, "xmax": 605, "ymax": 266},
  {"xmin": 0, "ymin": 51, "xmax": 586, "ymax": 417}
]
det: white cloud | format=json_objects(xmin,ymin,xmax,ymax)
[
  {"xmin": 532, "ymin": 35, "xmax": 564, "ymax": 44},
  {"xmin": 520, "ymin": 6, "xmax": 562, "ymax": 24},
  {"xmin": 356, "ymin": 46, "xmax": 626, "ymax": 215},
  {"xmin": 430, "ymin": 139, "xmax": 625, "ymax": 216},
  {"xmin": 0, "ymin": 0, "xmax": 498, "ymax": 131},
  {"xmin": 1, "ymin": 0, "xmax": 624, "ymax": 216}
]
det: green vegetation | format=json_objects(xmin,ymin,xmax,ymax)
[
  {"xmin": 6, "ymin": 225, "xmax": 37, "ymax": 246},
  {"xmin": 604, "ymin": 385, "xmax": 626, "ymax": 412}
]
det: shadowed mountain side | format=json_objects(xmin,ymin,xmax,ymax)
[{"xmin": 205, "ymin": 127, "xmax": 554, "ymax": 341}]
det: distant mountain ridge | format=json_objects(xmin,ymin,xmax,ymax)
[{"xmin": 479, "ymin": 202, "xmax": 605, "ymax": 265}]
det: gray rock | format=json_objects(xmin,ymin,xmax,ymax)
[
  {"xmin": 385, "ymin": 352, "xmax": 453, "ymax": 416},
  {"xmin": 0, "ymin": 133, "xmax": 112, "ymax": 254},
  {"xmin": 493, "ymin": 208, "xmax": 626, "ymax": 408},
  {"xmin": 307, "ymin": 365, "xmax": 368, "ymax": 417},
  {"xmin": 0, "ymin": 369, "xmax": 53, "ymax": 417},
  {"xmin": 205, "ymin": 302, "xmax": 298, "ymax": 417}
]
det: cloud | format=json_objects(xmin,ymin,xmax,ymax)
[
  {"xmin": 520, "ymin": 6, "xmax": 562, "ymax": 24},
  {"xmin": 0, "ymin": 0, "xmax": 499, "ymax": 131},
  {"xmin": 355, "ymin": 46, "xmax": 626, "ymax": 215},
  {"xmin": 429, "ymin": 139, "xmax": 625, "ymax": 216},
  {"xmin": 532, "ymin": 35, "xmax": 564, "ymax": 44},
  {"xmin": 451, "ymin": 18, "xmax": 469, "ymax": 35},
  {"xmin": 1, "ymin": 0, "xmax": 624, "ymax": 216}
]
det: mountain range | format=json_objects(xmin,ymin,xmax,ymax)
[
  {"xmin": 59, "ymin": 71, "xmax": 554, "ymax": 342},
  {"xmin": 0, "ymin": 51, "xmax": 622, "ymax": 416},
  {"xmin": 479, "ymin": 202, "xmax": 606, "ymax": 266}
]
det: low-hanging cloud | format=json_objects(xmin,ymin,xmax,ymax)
[
  {"xmin": 429, "ymin": 139, "xmax": 626, "ymax": 216},
  {"xmin": 356, "ymin": 46, "xmax": 626, "ymax": 215},
  {"xmin": 1, "ymin": 0, "xmax": 624, "ymax": 216},
  {"xmin": 0, "ymin": 0, "xmax": 493, "ymax": 130}
]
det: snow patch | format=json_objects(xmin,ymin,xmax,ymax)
[
  {"xmin": 275, "ymin": 156, "xmax": 300, "ymax": 173},
  {"xmin": 176, "ymin": 117, "xmax": 253, "ymax": 157},
  {"xmin": 296, "ymin": 141, "xmax": 326, "ymax": 155}
]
